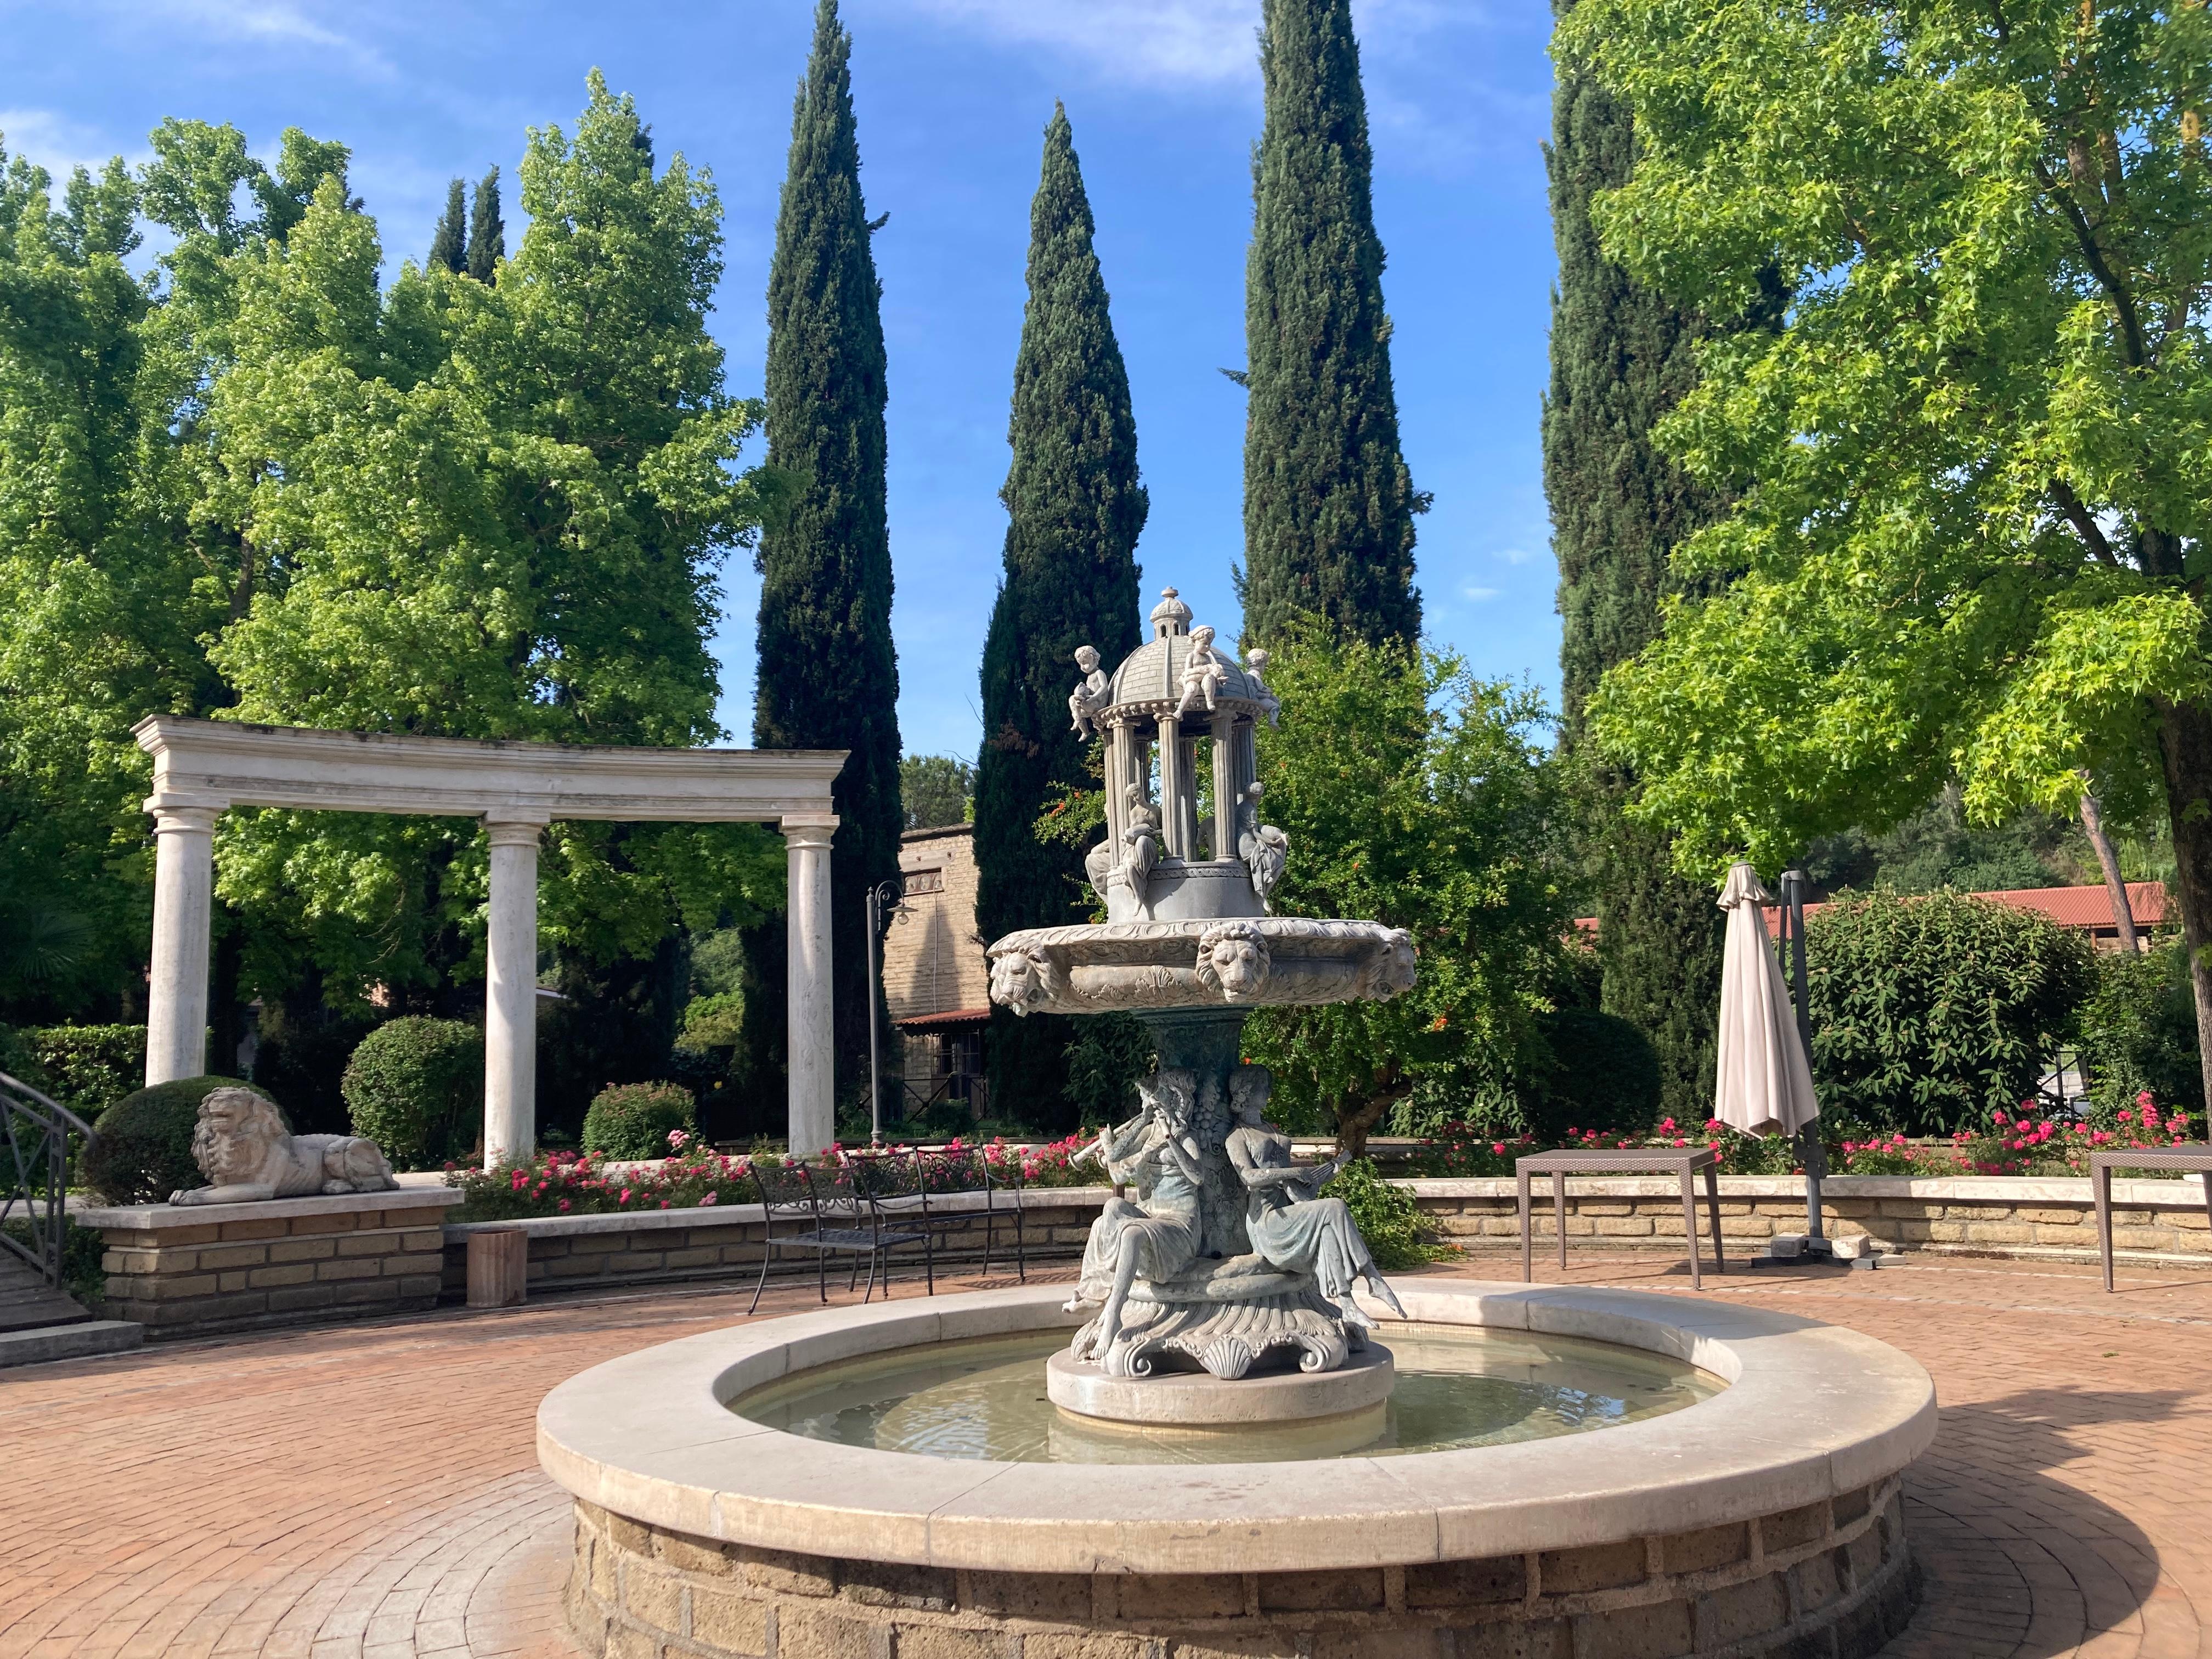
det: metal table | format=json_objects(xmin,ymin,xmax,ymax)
[
  {"xmin": 1518, "ymin": 1146, "xmax": 1726, "ymax": 1289},
  {"xmin": 2091, "ymin": 1144, "xmax": 2212, "ymax": 1291}
]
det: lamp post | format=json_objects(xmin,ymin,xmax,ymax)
[{"xmin": 864, "ymin": 877, "xmax": 908, "ymax": 1147}]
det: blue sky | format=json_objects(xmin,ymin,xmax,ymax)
[{"xmin": 1, "ymin": 0, "xmax": 1561, "ymax": 762}]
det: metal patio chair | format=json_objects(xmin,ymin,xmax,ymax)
[
  {"xmin": 916, "ymin": 1144, "xmax": 1026, "ymax": 1283},
  {"xmin": 746, "ymin": 1154, "xmax": 933, "ymax": 1314}
]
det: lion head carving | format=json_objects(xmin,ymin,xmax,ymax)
[
  {"xmin": 1194, "ymin": 921, "xmax": 1272, "ymax": 1002},
  {"xmin": 989, "ymin": 947, "xmax": 1056, "ymax": 1015},
  {"xmin": 1356, "ymin": 929, "xmax": 1418, "ymax": 1001},
  {"xmin": 192, "ymin": 1088, "xmax": 290, "ymax": 1186}
]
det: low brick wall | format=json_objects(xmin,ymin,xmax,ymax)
[
  {"xmin": 439, "ymin": 1188, "xmax": 1109, "ymax": 1301},
  {"xmin": 567, "ymin": 1475, "xmax": 1916, "ymax": 1659},
  {"xmin": 1413, "ymin": 1174, "xmax": 2212, "ymax": 1267},
  {"xmin": 77, "ymin": 1189, "xmax": 461, "ymax": 1339}
]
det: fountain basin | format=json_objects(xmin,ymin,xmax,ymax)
[{"xmin": 541, "ymin": 1279, "xmax": 1933, "ymax": 1658}]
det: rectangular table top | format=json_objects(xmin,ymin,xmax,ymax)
[
  {"xmin": 2089, "ymin": 1144, "xmax": 2212, "ymax": 1173},
  {"xmin": 1516, "ymin": 1146, "xmax": 1723, "ymax": 1173}
]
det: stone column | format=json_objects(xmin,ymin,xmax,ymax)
[
  {"xmin": 483, "ymin": 817, "xmax": 546, "ymax": 1170},
  {"xmin": 143, "ymin": 799, "xmax": 223, "ymax": 1086},
  {"xmin": 1210, "ymin": 713, "xmax": 1235, "ymax": 861},
  {"xmin": 782, "ymin": 816, "xmax": 839, "ymax": 1156},
  {"xmin": 1159, "ymin": 714, "xmax": 1186, "ymax": 859}
]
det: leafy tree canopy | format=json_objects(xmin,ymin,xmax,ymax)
[
  {"xmin": 1239, "ymin": 631, "xmax": 1571, "ymax": 1153},
  {"xmin": 901, "ymin": 755, "xmax": 974, "ymax": 830},
  {"xmin": 1561, "ymin": 0, "xmax": 2212, "ymax": 866}
]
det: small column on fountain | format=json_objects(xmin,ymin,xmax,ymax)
[{"xmin": 1210, "ymin": 713, "xmax": 1236, "ymax": 862}]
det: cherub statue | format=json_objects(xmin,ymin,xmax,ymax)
[
  {"xmin": 1067, "ymin": 644, "xmax": 1110, "ymax": 738},
  {"xmin": 1069, "ymin": 1069, "xmax": 1206, "ymax": 1362},
  {"xmin": 1237, "ymin": 782, "xmax": 1289, "ymax": 911},
  {"xmin": 1243, "ymin": 647, "xmax": 1282, "ymax": 726},
  {"xmin": 1121, "ymin": 783, "xmax": 1160, "ymax": 916},
  {"xmin": 1175, "ymin": 624, "xmax": 1226, "ymax": 719},
  {"xmin": 1222, "ymin": 1065, "xmax": 1406, "ymax": 1329}
]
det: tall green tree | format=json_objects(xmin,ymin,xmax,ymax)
[
  {"xmin": 1544, "ymin": 24, "xmax": 1726, "ymax": 1121},
  {"xmin": 466, "ymin": 166, "xmax": 503, "ymax": 283},
  {"xmin": 752, "ymin": 0, "xmax": 903, "ymax": 1109},
  {"xmin": 975, "ymin": 105, "xmax": 1147, "ymax": 1126},
  {"xmin": 1560, "ymin": 0, "xmax": 2212, "ymax": 1104},
  {"xmin": 1238, "ymin": 0, "xmax": 1420, "ymax": 649},
  {"xmin": 427, "ymin": 177, "xmax": 466, "ymax": 272},
  {"xmin": 1242, "ymin": 631, "xmax": 1569, "ymax": 1155}
]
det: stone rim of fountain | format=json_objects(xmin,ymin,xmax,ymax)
[{"xmin": 536, "ymin": 1278, "xmax": 1936, "ymax": 1576}]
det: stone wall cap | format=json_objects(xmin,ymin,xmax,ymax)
[
  {"xmin": 536, "ymin": 1277, "xmax": 1936, "ymax": 1576},
  {"xmin": 77, "ymin": 1187, "xmax": 462, "ymax": 1230},
  {"xmin": 441, "ymin": 1184, "xmax": 1114, "ymax": 1239},
  {"xmin": 1406, "ymin": 1173, "xmax": 2207, "ymax": 1206}
]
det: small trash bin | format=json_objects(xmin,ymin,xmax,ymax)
[{"xmin": 466, "ymin": 1226, "xmax": 528, "ymax": 1308}]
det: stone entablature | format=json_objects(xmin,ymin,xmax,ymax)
[
  {"xmin": 132, "ymin": 716, "xmax": 848, "ymax": 1160},
  {"xmin": 78, "ymin": 1188, "xmax": 460, "ymax": 1338}
]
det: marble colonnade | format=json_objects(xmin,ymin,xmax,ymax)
[{"xmin": 133, "ymin": 717, "xmax": 848, "ymax": 1161}]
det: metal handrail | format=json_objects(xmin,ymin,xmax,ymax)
[{"xmin": 0, "ymin": 1069, "xmax": 96, "ymax": 1289}]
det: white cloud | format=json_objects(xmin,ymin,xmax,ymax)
[
  {"xmin": 97, "ymin": 1, "xmax": 391, "ymax": 75},
  {"xmin": 1462, "ymin": 585, "xmax": 1500, "ymax": 601},
  {"xmin": 1492, "ymin": 547, "xmax": 1537, "ymax": 565},
  {"xmin": 0, "ymin": 109, "xmax": 131, "ymax": 177},
  {"xmin": 887, "ymin": 0, "xmax": 1261, "ymax": 86}
]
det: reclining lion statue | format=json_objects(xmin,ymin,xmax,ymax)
[{"xmin": 168, "ymin": 1087, "xmax": 399, "ymax": 1206}]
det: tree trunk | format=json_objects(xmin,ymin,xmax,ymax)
[
  {"xmin": 2075, "ymin": 777, "xmax": 2141, "ymax": 953},
  {"xmin": 2154, "ymin": 701, "xmax": 2212, "ymax": 1113}
]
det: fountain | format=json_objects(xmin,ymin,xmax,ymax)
[
  {"xmin": 991, "ymin": 586, "xmax": 1419, "ymax": 1415},
  {"xmin": 536, "ymin": 587, "xmax": 1936, "ymax": 1658}
]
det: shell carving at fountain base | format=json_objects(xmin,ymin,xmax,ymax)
[{"xmin": 1071, "ymin": 1273, "xmax": 1358, "ymax": 1379}]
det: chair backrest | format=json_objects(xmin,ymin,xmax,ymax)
[
  {"xmin": 919, "ymin": 1145, "xmax": 986, "ymax": 1199},
  {"xmin": 849, "ymin": 1148, "xmax": 926, "ymax": 1212},
  {"xmin": 752, "ymin": 1158, "xmax": 817, "ymax": 1220},
  {"xmin": 802, "ymin": 1156, "xmax": 867, "ymax": 1224}
]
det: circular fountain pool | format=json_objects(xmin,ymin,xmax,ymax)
[
  {"xmin": 732, "ymin": 1324, "xmax": 1723, "ymax": 1464},
  {"xmin": 541, "ymin": 1280, "xmax": 1936, "ymax": 1659}
]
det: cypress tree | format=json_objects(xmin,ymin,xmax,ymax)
[
  {"xmin": 1543, "ymin": 23, "xmax": 1725, "ymax": 1121},
  {"xmin": 466, "ymin": 166, "xmax": 504, "ymax": 283},
  {"xmin": 974, "ymin": 105, "xmax": 1147, "ymax": 1127},
  {"xmin": 1239, "ymin": 0, "xmax": 1420, "ymax": 649},
  {"xmin": 753, "ymin": 0, "xmax": 902, "ymax": 1113},
  {"xmin": 427, "ymin": 177, "xmax": 466, "ymax": 273}
]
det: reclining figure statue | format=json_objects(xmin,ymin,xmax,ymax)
[{"xmin": 168, "ymin": 1086, "xmax": 400, "ymax": 1206}]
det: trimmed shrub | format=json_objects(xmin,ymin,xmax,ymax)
[
  {"xmin": 24, "ymin": 1024, "xmax": 145, "ymax": 1119},
  {"xmin": 341, "ymin": 1018, "xmax": 483, "ymax": 1171},
  {"xmin": 1331, "ymin": 1158, "xmax": 1438, "ymax": 1271},
  {"xmin": 1807, "ymin": 889, "xmax": 2096, "ymax": 1135},
  {"xmin": 581, "ymin": 1082, "xmax": 697, "ymax": 1160},
  {"xmin": 81, "ymin": 1076, "xmax": 258, "ymax": 1205},
  {"xmin": 1522, "ymin": 1006, "xmax": 1662, "ymax": 1143},
  {"xmin": 2076, "ymin": 938, "xmax": 2204, "ymax": 1119}
]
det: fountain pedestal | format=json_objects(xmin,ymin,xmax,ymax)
[{"xmin": 1045, "ymin": 1342, "xmax": 1395, "ymax": 1426}]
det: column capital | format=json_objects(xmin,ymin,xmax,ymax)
[
  {"xmin": 482, "ymin": 815, "xmax": 549, "ymax": 849},
  {"xmin": 142, "ymin": 794, "xmax": 224, "ymax": 834},
  {"xmin": 780, "ymin": 815, "xmax": 839, "ymax": 850}
]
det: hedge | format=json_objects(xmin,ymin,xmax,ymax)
[
  {"xmin": 340, "ymin": 1018, "xmax": 483, "ymax": 1171},
  {"xmin": 23, "ymin": 1024, "xmax": 145, "ymax": 1119},
  {"xmin": 581, "ymin": 1082, "xmax": 698, "ymax": 1161}
]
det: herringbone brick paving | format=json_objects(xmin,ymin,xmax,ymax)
[{"xmin": 2, "ymin": 1250, "xmax": 2205, "ymax": 1658}]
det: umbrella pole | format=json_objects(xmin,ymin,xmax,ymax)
[{"xmin": 1781, "ymin": 870, "xmax": 1830, "ymax": 1251}]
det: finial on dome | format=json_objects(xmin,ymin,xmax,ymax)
[{"xmin": 1150, "ymin": 586, "xmax": 1193, "ymax": 639}]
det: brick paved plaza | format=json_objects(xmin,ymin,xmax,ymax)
[{"xmin": 3, "ymin": 1250, "xmax": 2207, "ymax": 1659}]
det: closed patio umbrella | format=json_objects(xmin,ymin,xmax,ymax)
[{"xmin": 1715, "ymin": 862, "xmax": 1819, "ymax": 1138}]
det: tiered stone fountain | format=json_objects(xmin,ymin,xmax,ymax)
[
  {"xmin": 988, "ymin": 586, "xmax": 1419, "ymax": 1420},
  {"xmin": 536, "ymin": 584, "xmax": 1936, "ymax": 1659}
]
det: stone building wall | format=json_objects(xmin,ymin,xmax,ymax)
[{"xmin": 886, "ymin": 827, "xmax": 990, "ymax": 1026}]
